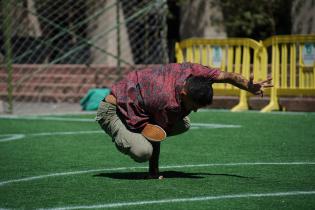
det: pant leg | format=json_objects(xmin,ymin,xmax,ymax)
[
  {"xmin": 96, "ymin": 101, "xmax": 153, "ymax": 163},
  {"xmin": 168, "ymin": 116, "xmax": 191, "ymax": 136}
]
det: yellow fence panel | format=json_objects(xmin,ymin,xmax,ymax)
[
  {"xmin": 261, "ymin": 35, "xmax": 315, "ymax": 112},
  {"xmin": 175, "ymin": 38, "xmax": 267, "ymax": 111}
]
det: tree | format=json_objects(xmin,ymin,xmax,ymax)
[{"xmin": 212, "ymin": 0, "xmax": 292, "ymax": 40}]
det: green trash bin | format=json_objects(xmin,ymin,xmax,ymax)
[{"xmin": 80, "ymin": 88, "xmax": 110, "ymax": 111}]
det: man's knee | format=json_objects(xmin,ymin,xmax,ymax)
[
  {"xmin": 130, "ymin": 143, "xmax": 153, "ymax": 163},
  {"xmin": 114, "ymin": 125, "xmax": 154, "ymax": 163}
]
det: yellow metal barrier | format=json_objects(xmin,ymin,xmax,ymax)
[
  {"xmin": 261, "ymin": 35, "xmax": 315, "ymax": 112},
  {"xmin": 175, "ymin": 38, "xmax": 267, "ymax": 111}
]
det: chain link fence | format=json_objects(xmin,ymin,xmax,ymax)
[{"xmin": 0, "ymin": 0, "xmax": 169, "ymax": 113}]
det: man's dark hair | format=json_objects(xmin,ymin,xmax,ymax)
[{"xmin": 185, "ymin": 76, "xmax": 213, "ymax": 106}]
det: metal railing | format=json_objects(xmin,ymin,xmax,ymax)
[
  {"xmin": 176, "ymin": 38, "xmax": 267, "ymax": 112},
  {"xmin": 0, "ymin": 0, "xmax": 168, "ymax": 113},
  {"xmin": 176, "ymin": 35, "xmax": 315, "ymax": 112},
  {"xmin": 261, "ymin": 35, "xmax": 315, "ymax": 112}
]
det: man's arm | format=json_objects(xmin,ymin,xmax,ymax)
[
  {"xmin": 148, "ymin": 141, "xmax": 163, "ymax": 179},
  {"xmin": 213, "ymin": 71, "xmax": 273, "ymax": 96}
]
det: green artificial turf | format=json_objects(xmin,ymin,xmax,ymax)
[{"xmin": 0, "ymin": 110, "xmax": 314, "ymax": 209}]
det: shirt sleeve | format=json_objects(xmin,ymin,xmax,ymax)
[{"xmin": 190, "ymin": 63, "xmax": 222, "ymax": 80}]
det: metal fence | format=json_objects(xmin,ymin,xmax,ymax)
[
  {"xmin": 261, "ymin": 35, "xmax": 315, "ymax": 112},
  {"xmin": 176, "ymin": 38, "xmax": 267, "ymax": 112},
  {"xmin": 1, "ymin": 0, "xmax": 168, "ymax": 65},
  {"xmin": 0, "ymin": 0, "xmax": 169, "ymax": 113},
  {"xmin": 176, "ymin": 35, "xmax": 315, "ymax": 112}
]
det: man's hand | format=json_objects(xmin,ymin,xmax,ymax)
[
  {"xmin": 248, "ymin": 74, "xmax": 273, "ymax": 97},
  {"xmin": 145, "ymin": 174, "xmax": 164, "ymax": 179}
]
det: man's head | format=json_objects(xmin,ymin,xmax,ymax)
[{"xmin": 180, "ymin": 75, "xmax": 213, "ymax": 112}]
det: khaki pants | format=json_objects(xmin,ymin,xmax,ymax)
[{"xmin": 96, "ymin": 101, "xmax": 190, "ymax": 163}]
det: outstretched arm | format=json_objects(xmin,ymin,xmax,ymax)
[
  {"xmin": 213, "ymin": 71, "xmax": 273, "ymax": 96},
  {"xmin": 148, "ymin": 141, "xmax": 163, "ymax": 179}
]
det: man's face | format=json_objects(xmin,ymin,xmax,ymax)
[{"xmin": 181, "ymin": 93, "xmax": 204, "ymax": 113}]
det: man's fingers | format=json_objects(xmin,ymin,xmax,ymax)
[
  {"xmin": 262, "ymin": 84, "xmax": 274, "ymax": 88},
  {"xmin": 260, "ymin": 77, "xmax": 273, "ymax": 84},
  {"xmin": 254, "ymin": 90, "xmax": 263, "ymax": 97},
  {"xmin": 249, "ymin": 73, "xmax": 254, "ymax": 84},
  {"xmin": 258, "ymin": 78, "xmax": 273, "ymax": 88},
  {"xmin": 145, "ymin": 174, "xmax": 164, "ymax": 180},
  {"xmin": 260, "ymin": 87, "xmax": 264, "ymax": 96}
]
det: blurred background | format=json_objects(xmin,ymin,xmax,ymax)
[{"xmin": 0, "ymin": 0, "xmax": 314, "ymax": 114}]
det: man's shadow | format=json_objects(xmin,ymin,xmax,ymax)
[{"xmin": 93, "ymin": 171, "xmax": 254, "ymax": 180}]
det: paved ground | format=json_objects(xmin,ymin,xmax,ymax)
[
  {"xmin": 0, "ymin": 101, "xmax": 90, "ymax": 116},
  {"xmin": 1, "ymin": 96, "xmax": 314, "ymax": 116}
]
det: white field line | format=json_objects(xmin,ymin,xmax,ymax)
[
  {"xmin": 0, "ymin": 115, "xmax": 244, "ymax": 128},
  {"xmin": 1, "ymin": 109, "xmax": 315, "ymax": 119},
  {"xmin": 0, "ymin": 162, "xmax": 314, "ymax": 187},
  {"xmin": 0, "ymin": 115, "xmax": 94, "ymax": 122},
  {"xmin": 0, "ymin": 134, "xmax": 26, "ymax": 142},
  {"xmin": 0, "ymin": 131, "xmax": 103, "ymax": 142},
  {"xmin": 0, "ymin": 123, "xmax": 241, "ymax": 143},
  {"xmin": 190, "ymin": 123, "xmax": 241, "ymax": 128},
  {"xmin": 39, "ymin": 190, "xmax": 315, "ymax": 210}
]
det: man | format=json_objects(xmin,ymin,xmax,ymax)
[{"xmin": 96, "ymin": 62, "xmax": 273, "ymax": 179}]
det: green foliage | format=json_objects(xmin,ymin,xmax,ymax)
[{"xmin": 212, "ymin": 0, "xmax": 292, "ymax": 40}]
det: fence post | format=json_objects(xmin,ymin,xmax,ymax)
[
  {"xmin": 116, "ymin": 0, "xmax": 121, "ymax": 76},
  {"xmin": 231, "ymin": 45, "xmax": 250, "ymax": 112},
  {"xmin": 175, "ymin": 42, "xmax": 184, "ymax": 63},
  {"xmin": 261, "ymin": 40, "xmax": 280, "ymax": 112},
  {"xmin": 2, "ymin": 0, "xmax": 13, "ymax": 114},
  {"xmin": 161, "ymin": 0, "xmax": 169, "ymax": 64}
]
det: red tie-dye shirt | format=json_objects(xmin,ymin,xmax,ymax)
[{"xmin": 111, "ymin": 62, "xmax": 221, "ymax": 133}]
